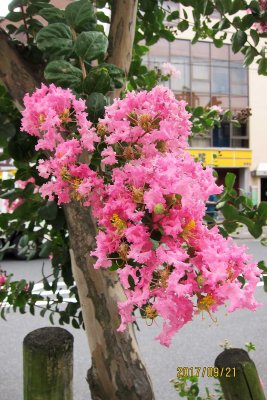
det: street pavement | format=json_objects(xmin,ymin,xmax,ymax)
[{"xmin": 0, "ymin": 237, "xmax": 267, "ymax": 400}]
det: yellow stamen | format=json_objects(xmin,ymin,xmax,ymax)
[
  {"xmin": 197, "ymin": 294, "xmax": 215, "ymax": 311},
  {"xmin": 181, "ymin": 219, "xmax": 196, "ymax": 240},
  {"xmin": 144, "ymin": 304, "xmax": 158, "ymax": 320},
  {"xmin": 110, "ymin": 213, "xmax": 127, "ymax": 234},
  {"xmin": 196, "ymin": 275, "xmax": 205, "ymax": 288},
  {"xmin": 97, "ymin": 123, "xmax": 108, "ymax": 137},
  {"xmin": 118, "ymin": 242, "xmax": 129, "ymax": 262},
  {"xmin": 60, "ymin": 167, "xmax": 71, "ymax": 181},
  {"xmin": 38, "ymin": 113, "xmax": 45, "ymax": 124},
  {"xmin": 158, "ymin": 266, "xmax": 171, "ymax": 288},
  {"xmin": 132, "ymin": 187, "xmax": 144, "ymax": 203},
  {"xmin": 59, "ymin": 108, "xmax": 70, "ymax": 123}
]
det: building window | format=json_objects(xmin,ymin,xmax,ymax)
[{"xmin": 146, "ymin": 38, "xmax": 249, "ymax": 148}]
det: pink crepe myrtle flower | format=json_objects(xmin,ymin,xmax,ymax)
[
  {"xmin": 0, "ymin": 275, "xmax": 7, "ymax": 286},
  {"xmin": 22, "ymin": 84, "xmax": 262, "ymax": 347},
  {"xmin": 161, "ymin": 62, "xmax": 181, "ymax": 78},
  {"xmin": 209, "ymin": 105, "xmax": 223, "ymax": 114}
]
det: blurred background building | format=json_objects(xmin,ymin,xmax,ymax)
[{"xmin": 144, "ymin": 2, "xmax": 267, "ymax": 204}]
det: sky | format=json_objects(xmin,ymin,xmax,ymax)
[{"xmin": 0, "ymin": 0, "xmax": 10, "ymax": 17}]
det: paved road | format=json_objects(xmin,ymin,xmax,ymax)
[{"xmin": 0, "ymin": 238, "xmax": 267, "ymax": 400}]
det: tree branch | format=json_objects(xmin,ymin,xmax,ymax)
[
  {"xmin": 107, "ymin": 0, "xmax": 138, "ymax": 97},
  {"xmin": 0, "ymin": 29, "xmax": 39, "ymax": 109}
]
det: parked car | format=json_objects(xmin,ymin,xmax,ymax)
[{"xmin": 0, "ymin": 231, "xmax": 39, "ymax": 260}]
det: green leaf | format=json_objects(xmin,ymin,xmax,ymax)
[
  {"xmin": 167, "ymin": 10, "xmax": 179, "ymax": 21},
  {"xmin": 237, "ymin": 215, "xmax": 262, "ymax": 238},
  {"xmin": 74, "ymin": 31, "xmax": 108, "ymax": 62},
  {"xmin": 38, "ymin": 201, "xmax": 58, "ymax": 221},
  {"xmin": 225, "ymin": 172, "xmax": 236, "ymax": 189},
  {"xmin": 249, "ymin": 0, "xmax": 260, "ymax": 13},
  {"xmin": 8, "ymin": 0, "xmax": 27, "ymax": 11},
  {"xmin": 244, "ymin": 46, "xmax": 258, "ymax": 67},
  {"xmin": 40, "ymin": 308, "xmax": 47, "ymax": 317},
  {"xmin": 96, "ymin": 11, "xmax": 110, "ymax": 23},
  {"xmin": 258, "ymin": 202, "xmax": 267, "ymax": 218},
  {"xmin": 230, "ymin": 0, "xmax": 247, "ymax": 14},
  {"xmin": 232, "ymin": 16, "xmax": 242, "ymax": 29},
  {"xmin": 193, "ymin": 106, "xmax": 204, "ymax": 118},
  {"xmin": 83, "ymin": 67, "xmax": 111, "ymax": 95},
  {"xmin": 65, "ymin": 0, "xmax": 96, "ymax": 32},
  {"xmin": 232, "ymin": 30, "xmax": 247, "ymax": 53},
  {"xmin": 261, "ymin": 237, "xmax": 267, "ymax": 246},
  {"xmin": 36, "ymin": 23, "xmax": 73, "ymax": 58},
  {"xmin": 159, "ymin": 29, "xmax": 175, "ymax": 41},
  {"xmin": 258, "ymin": 57, "xmax": 267, "ymax": 76},
  {"xmin": 250, "ymin": 29, "xmax": 259, "ymax": 46},
  {"xmin": 241, "ymin": 14, "xmax": 255, "ymax": 30},
  {"xmin": 44, "ymin": 60, "xmax": 83, "ymax": 90},
  {"xmin": 0, "ymin": 123, "xmax": 16, "ymax": 146},
  {"xmin": 72, "ymin": 318, "xmax": 80, "ymax": 329},
  {"xmin": 150, "ymin": 238, "xmax": 160, "ymax": 250},
  {"xmin": 39, "ymin": 241, "xmax": 52, "ymax": 258},
  {"xmin": 39, "ymin": 6, "xmax": 65, "ymax": 23},
  {"xmin": 5, "ymin": 11, "xmax": 23, "ymax": 22},
  {"xmin": 177, "ymin": 20, "xmax": 189, "ymax": 32},
  {"xmin": 100, "ymin": 63, "xmax": 125, "ymax": 88},
  {"xmin": 17, "ymin": 237, "xmax": 29, "ymax": 252},
  {"xmin": 86, "ymin": 92, "xmax": 107, "ymax": 122},
  {"xmin": 96, "ymin": 0, "xmax": 107, "ymax": 7},
  {"xmin": 221, "ymin": 204, "xmax": 239, "ymax": 220},
  {"xmin": 258, "ymin": 260, "xmax": 267, "ymax": 273},
  {"xmin": 222, "ymin": 221, "xmax": 239, "ymax": 233}
]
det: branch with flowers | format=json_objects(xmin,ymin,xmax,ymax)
[{"xmin": 19, "ymin": 83, "xmax": 263, "ymax": 346}]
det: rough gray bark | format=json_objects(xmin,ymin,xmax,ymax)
[
  {"xmin": 64, "ymin": 202, "xmax": 154, "ymax": 400},
  {"xmin": 0, "ymin": 29, "xmax": 39, "ymax": 108},
  {"xmin": 107, "ymin": 0, "xmax": 138, "ymax": 73}
]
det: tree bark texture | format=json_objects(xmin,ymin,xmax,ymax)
[
  {"xmin": 0, "ymin": 30, "xmax": 39, "ymax": 109},
  {"xmin": 107, "ymin": 0, "xmax": 138, "ymax": 98},
  {"xmin": 107, "ymin": 0, "xmax": 138, "ymax": 73},
  {"xmin": 64, "ymin": 202, "xmax": 154, "ymax": 400}
]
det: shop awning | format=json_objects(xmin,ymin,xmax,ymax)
[{"xmin": 252, "ymin": 163, "xmax": 267, "ymax": 177}]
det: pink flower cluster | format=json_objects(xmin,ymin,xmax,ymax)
[
  {"xmin": 91, "ymin": 86, "xmax": 261, "ymax": 346},
  {"xmin": 3, "ymin": 177, "xmax": 36, "ymax": 212},
  {"xmin": 22, "ymin": 84, "xmax": 262, "ymax": 346},
  {"xmin": 21, "ymin": 84, "xmax": 102, "ymax": 204},
  {"xmin": 247, "ymin": 1, "xmax": 267, "ymax": 33},
  {"xmin": 0, "ymin": 271, "xmax": 7, "ymax": 286},
  {"xmin": 161, "ymin": 63, "xmax": 181, "ymax": 78}
]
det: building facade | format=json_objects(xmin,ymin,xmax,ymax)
[{"xmin": 144, "ymin": 7, "xmax": 267, "ymax": 204}]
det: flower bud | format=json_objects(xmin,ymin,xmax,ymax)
[{"xmin": 153, "ymin": 203, "xmax": 165, "ymax": 215}]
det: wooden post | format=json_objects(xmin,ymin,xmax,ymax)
[
  {"xmin": 23, "ymin": 327, "xmax": 73, "ymax": 400},
  {"xmin": 215, "ymin": 348, "xmax": 266, "ymax": 400}
]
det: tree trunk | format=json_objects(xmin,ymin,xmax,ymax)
[
  {"xmin": 0, "ymin": 30, "xmax": 39, "ymax": 109},
  {"xmin": 64, "ymin": 202, "xmax": 154, "ymax": 400},
  {"xmin": 107, "ymin": 0, "xmax": 138, "ymax": 98},
  {"xmin": 107, "ymin": 0, "xmax": 138, "ymax": 72}
]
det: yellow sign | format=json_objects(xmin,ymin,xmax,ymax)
[{"xmin": 188, "ymin": 148, "xmax": 252, "ymax": 168}]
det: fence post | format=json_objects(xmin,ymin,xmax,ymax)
[
  {"xmin": 215, "ymin": 348, "xmax": 266, "ymax": 400},
  {"xmin": 23, "ymin": 327, "xmax": 73, "ymax": 400}
]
